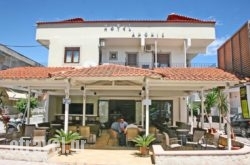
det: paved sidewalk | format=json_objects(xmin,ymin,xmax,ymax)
[
  {"xmin": 0, "ymin": 149, "xmax": 153, "ymax": 165},
  {"xmin": 48, "ymin": 149, "xmax": 153, "ymax": 165}
]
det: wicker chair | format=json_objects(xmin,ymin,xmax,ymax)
[
  {"xmin": 162, "ymin": 132, "xmax": 182, "ymax": 149},
  {"xmin": 107, "ymin": 129, "xmax": 118, "ymax": 146},
  {"xmin": 186, "ymin": 128, "xmax": 207, "ymax": 149},
  {"xmin": 126, "ymin": 127, "xmax": 139, "ymax": 146}
]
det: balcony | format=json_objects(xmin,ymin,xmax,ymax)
[{"xmin": 100, "ymin": 61, "xmax": 216, "ymax": 68}]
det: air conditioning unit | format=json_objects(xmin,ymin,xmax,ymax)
[{"xmin": 144, "ymin": 44, "xmax": 154, "ymax": 52}]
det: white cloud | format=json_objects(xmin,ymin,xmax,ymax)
[{"xmin": 205, "ymin": 36, "xmax": 229, "ymax": 56}]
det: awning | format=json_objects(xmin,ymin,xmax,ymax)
[{"xmin": 5, "ymin": 89, "xmax": 27, "ymax": 100}]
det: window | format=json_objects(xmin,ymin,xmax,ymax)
[
  {"xmin": 149, "ymin": 100, "xmax": 173, "ymax": 124},
  {"xmin": 64, "ymin": 47, "xmax": 80, "ymax": 63},
  {"xmin": 109, "ymin": 51, "xmax": 118, "ymax": 60},
  {"xmin": 61, "ymin": 103, "xmax": 94, "ymax": 115}
]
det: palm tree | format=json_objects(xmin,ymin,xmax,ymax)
[
  {"xmin": 204, "ymin": 89, "xmax": 218, "ymax": 114},
  {"xmin": 216, "ymin": 89, "xmax": 229, "ymax": 130},
  {"xmin": 204, "ymin": 89, "xmax": 218, "ymax": 128}
]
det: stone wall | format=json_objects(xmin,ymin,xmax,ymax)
[
  {"xmin": 0, "ymin": 144, "xmax": 58, "ymax": 162},
  {"xmin": 153, "ymin": 145, "xmax": 250, "ymax": 165}
]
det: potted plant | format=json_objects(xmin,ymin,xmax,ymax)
[
  {"xmin": 132, "ymin": 134, "xmax": 156, "ymax": 156},
  {"xmin": 50, "ymin": 129, "xmax": 81, "ymax": 155}
]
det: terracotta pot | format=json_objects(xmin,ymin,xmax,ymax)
[
  {"xmin": 140, "ymin": 147, "xmax": 149, "ymax": 155},
  {"xmin": 60, "ymin": 143, "xmax": 71, "ymax": 154}
]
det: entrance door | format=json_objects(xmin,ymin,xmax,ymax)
[
  {"xmin": 108, "ymin": 100, "xmax": 135, "ymax": 126},
  {"xmin": 156, "ymin": 54, "xmax": 170, "ymax": 67},
  {"xmin": 126, "ymin": 53, "xmax": 137, "ymax": 67}
]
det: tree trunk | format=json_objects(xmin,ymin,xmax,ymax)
[{"xmin": 219, "ymin": 113, "xmax": 222, "ymax": 130}]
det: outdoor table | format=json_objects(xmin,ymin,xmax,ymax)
[
  {"xmin": 176, "ymin": 129, "xmax": 189, "ymax": 145},
  {"xmin": 169, "ymin": 126, "xmax": 178, "ymax": 130},
  {"xmin": 37, "ymin": 127, "xmax": 50, "ymax": 130}
]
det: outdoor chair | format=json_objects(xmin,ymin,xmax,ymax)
[
  {"xmin": 107, "ymin": 129, "xmax": 118, "ymax": 146},
  {"xmin": 32, "ymin": 129, "xmax": 46, "ymax": 146},
  {"xmin": 126, "ymin": 127, "xmax": 139, "ymax": 146},
  {"xmin": 186, "ymin": 128, "xmax": 207, "ymax": 149},
  {"xmin": 68, "ymin": 126, "xmax": 78, "ymax": 133},
  {"xmin": 79, "ymin": 126, "xmax": 91, "ymax": 142},
  {"xmin": 162, "ymin": 132, "xmax": 182, "ymax": 150}
]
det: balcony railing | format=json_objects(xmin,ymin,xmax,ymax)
[{"xmin": 100, "ymin": 61, "xmax": 217, "ymax": 68}]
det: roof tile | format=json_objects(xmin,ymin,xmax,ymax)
[
  {"xmin": 37, "ymin": 13, "xmax": 215, "ymax": 25},
  {"xmin": 154, "ymin": 68, "xmax": 239, "ymax": 81},
  {"xmin": 0, "ymin": 65, "xmax": 242, "ymax": 82},
  {"xmin": 0, "ymin": 67, "xmax": 74, "ymax": 79},
  {"xmin": 51, "ymin": 64, "xmax": 160, "ymax": 78}
]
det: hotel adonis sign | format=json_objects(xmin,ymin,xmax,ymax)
[{"xmin": 240, "ymin": 86, "xmax": 250, "ymax": 118}]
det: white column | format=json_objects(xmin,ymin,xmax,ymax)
[
  {"xmin": 183, "ymin": 40, "xmax": 187, "ymax": 67},
  {"xmin": 190, "ymin": 96, "xmax": 194, "ymax": 134},
  {"xmin": 225, "ymin": 85, "xmax": 232, "ymax": 150},
  {"xmin": 81, "ymin": 86, "xmax": 86, "ymax": 126},
  {"xmin": 145, "ymin": 79, "xmax": 150, "ymax": 136},
  {"xmin": 27, "ymin": 86, "xmax": 31, "ymax": 124},
  {"xmin": 184, "ymin": 38, "xmax": 191, "ymax": 67},
  {"xmin": 154, "ymin": 40, "xmax": 158, "ymax": 68},
  {"xmin": 141, "ymin": 92, "xmax": 144, "ymax": 128},
  {"xmin": 201, "ymin": 89, "xmax": 205, "ymax": 128},
  {"xmin": 64, "ymin": 84, "xmax": 70, "ymax": 133}
]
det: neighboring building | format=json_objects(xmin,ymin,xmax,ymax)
[
  {"xmin": 0, "ymin": 44, "xmax": 43, "ymax": 114},
  {"xmin": 218, "ymin": 21, "xmax": 250, "ymax": 77},
  {"xmin": 218, "ymin": 21, "xmax": 250, "ymax": 118},
  {"xmin": 0, "ymin": 44, "xmax": 43, "ymax": 70},
  {"xmin": 36, "ymin": 13, "xmax": 216, "ymax": 68}
]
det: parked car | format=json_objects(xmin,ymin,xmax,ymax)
[{"xmin": 224, "ymin": 113, "xmax": 250, "ymax": 137}]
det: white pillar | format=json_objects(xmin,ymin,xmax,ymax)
[
  {"xmin": 145, "ymin": 79, "xmax": 150, "ymax": 136},
  {"xmin": 141, "ymin": 90, "xmax": 144, "ymax": 128},
  {"xmin": 154, "ymin": 40, "xmax": 158, "ymax": 68},
  {"xmin": 190, "ymin": 96, "xmax": 194, "ymax": 134},
  {"xmin": 82, "ymin": 86, "xmax": 86, "ymax": 126},
  {"xmin": 225, "ymin": 85, "xmax": 232, "ymax": 150},
  {"xmin": 27, "ymin": 86, "xmax": 31, "ymax": 124},
  {"xmin": 201, "ymin": 89, "xmax": 205, "ymax": 128},
  {"xmin": 64, "ymin": 84, "xmax": 70, "ymax": 133},
  {"xmin": 184, "ymin": 38, "xmax": 191, "ymax": 67},
  {"xmin": 183, "ymin": 40, "xmax": 187, "ymax": 67}
]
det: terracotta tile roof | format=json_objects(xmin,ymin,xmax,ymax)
[
  {"xmin": 37, "ymin": 18, "xmax": 84, "ymax": 24},
  {"xmin": 0, "ymin": 65, "xmax": 241, "ymax": 82},
  {"xmin": 153, "ymin": 68, "xmax": 240, "ymax": 81},
  {"xmin": 51, "ymin": 64, "xmax": 160, "ymax": 78},
  {"xmin": 37, "ymin": 13, "xmax": 215, "ymax": 25},
  {"xmin": 0, "ymin": 67, "xmax": 74, "ymax": 79},
  {"xmin": 166, "ymin": 13, "xmax": 215, "ymax": 24}
]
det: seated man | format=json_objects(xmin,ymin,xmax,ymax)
[
  {"xmin": 111, "ymin": 118, "xmax": 120, "ymax": 133},
  {"xmin": 118, "ymin": 117, "xmax": 128, "ymax": 146}
]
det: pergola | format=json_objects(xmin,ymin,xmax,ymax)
[{"xmin": 0, "ymin": 65, "xmax": 241, "ymax": 150}]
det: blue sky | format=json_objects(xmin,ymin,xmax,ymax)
[{"xmin": 0, "ymin": 0, "xmax": 249, "ymax": 66}]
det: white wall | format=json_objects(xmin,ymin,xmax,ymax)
[{"xmin": 36, "ymin": 23, "xmax": 215, "ymax": 67}]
